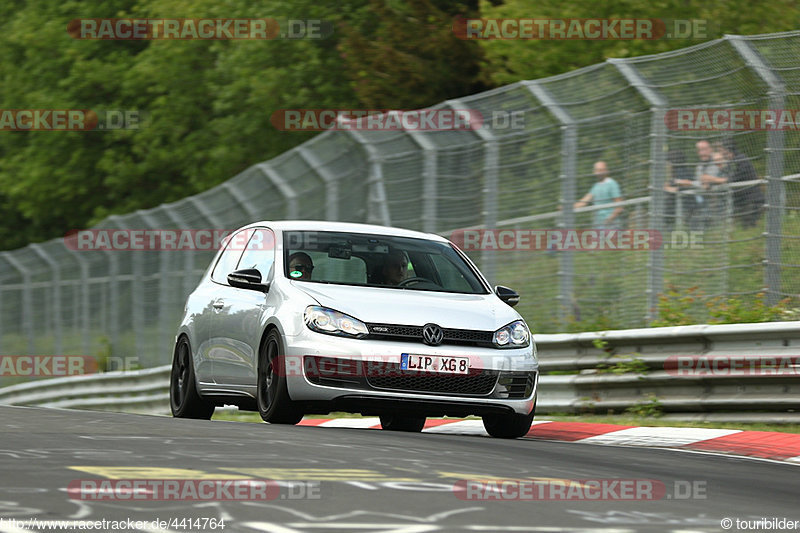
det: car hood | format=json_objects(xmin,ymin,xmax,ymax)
[{"xmin": 291, "ymin": 282, "xmax": 521, "ymax": 331}]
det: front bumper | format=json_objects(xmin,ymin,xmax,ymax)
[{"xmin": 283, "ymin": 332, "xmax": 538, "ymax": 416}]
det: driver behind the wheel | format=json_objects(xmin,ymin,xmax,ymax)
[
  {"xmin": 376, "ymin": 248, "xmax": 408, "ymax": 286},
  {"xmin": 288, "ymin": 251, "xmax": 314, "ymax": 281}
]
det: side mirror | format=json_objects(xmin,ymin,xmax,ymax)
[
  {"xmin": 228, "ymin": 268, "xmax": 270, "ymax": 292},
  {"xmin": 494, "ymin": 285, "xmax": 520, "ymax": 307}
]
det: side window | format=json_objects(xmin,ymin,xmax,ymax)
[
  {"xmin": 211, "ymin": 230, "xmax": 250, "ymax": 284},
  {"xmin": 237, "ymin": 228, "xmax": 276, "ymax": 280}
]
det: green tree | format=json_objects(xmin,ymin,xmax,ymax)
[
  {"xmin": 337, "ymin": 0, "xmax": 487, "ymax": 109},
  {"xmin": 0, "ymin": 0, "xmax": 487, "ymax": 250},
  {"xmin": 479, "ymin": 0, "xmax": 800, "ymax": 85},
  {"xmin": 2, "ymin": 0, "xmax": 797, "ymax": 252}
]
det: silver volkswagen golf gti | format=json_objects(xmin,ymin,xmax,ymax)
[{"xmin": 170, "ymin": 221, "xmax": 538, "ymax": 438}]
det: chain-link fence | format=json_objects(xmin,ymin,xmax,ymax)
[{"xmin": 1, "ymin": 31, "xmax": 799, "ymax": 375}]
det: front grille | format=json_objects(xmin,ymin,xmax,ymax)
[
  {"xmin": 371, "ymin": 324, "xmax": 420, "ymax": 336},
  {"xmin": 367, "ymin": 363, "xmax": 498, "ymax": 396},
  {"xmin": 443, "ymin": 328, "xmax": 493, "ymax": 343},
  {"xmin": 367, "ymin": 323, "xmax": 494, "ymax": 347}
]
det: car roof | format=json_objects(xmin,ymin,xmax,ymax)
[{"xmin": 240, "ymin": 220, "xmax": 449, "ymax": 243}]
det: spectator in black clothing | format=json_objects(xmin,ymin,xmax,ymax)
[
  {"xmin": 664, "ymin": 149, "xmax": 698, "ymax": 228},
  {"xmin": 720, "ymin": 139, "xmax": 764, "ymax": 227}
]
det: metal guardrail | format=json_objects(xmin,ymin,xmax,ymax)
[
  {"xmin": 1, "ymin": 322, "xmax": 798, "ymax": 422},
  {"xmin": 0, "ymin": 366, "xmax": 171, "ymax": 415},
  {"xmin": 535, "ymin": 321, "xmax": 800, "ymax": 422}
]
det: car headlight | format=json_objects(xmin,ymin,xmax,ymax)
[
  {"xmin": 493, "ymin": 320, "xmax": 530, "ymax": 348},
  {"xmin": 304, "ymin": 306, "xmax": 369, "ymax": 338}
]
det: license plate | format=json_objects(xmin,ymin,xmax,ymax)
[{"xmin": 400, "ymin": 353, "xmax": 469, "ymax": 375}]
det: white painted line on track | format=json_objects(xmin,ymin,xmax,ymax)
[
  {"xmin": 578, "ymin": 426, "xmax": 741, "ymax": 447},
  {"xmin": 422, "ymin": 420, "xmax": 487, "ymax": 435},
  {"xmin": 316, "ymin": 418, "xmax": 381, "ymax": 429}
]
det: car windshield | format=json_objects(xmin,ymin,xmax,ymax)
[{"xmin": 283, "ymin": 230, "xmax": 487, "ymax": 294}]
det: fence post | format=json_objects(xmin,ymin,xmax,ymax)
[
  {"xmin": 105, "ymin": 214, "xmax": 144, "ymax": 364},
  {"xmin": 101, "ymin": 247, "xmax": 120, "ymax": 358},
  {"xmin": 139, "ymin": 209, "xmax": 173, "ymax": 368},
  {"xmin": 525, "ymin": 82, "xmax": 577, "ymax": 327},
  {"xmin": 62, "ymin": 246, "xmax": 91, "ymax": 357},
  {"xmin": 162, "ymin": 207, "xmax": 198, "ymax": 310},
  {"xmin": 297, "ymin": 145, "xmax": 340, "ymax": 222},
  {"xmin": 222, "ymin": 180, "xmax": 262, "ymax": 222},
  {"xmin": 402, "ymin": 114, "xmax": 438, "ymax": 234},
  {"xmin": 1, "ymin": 253, "xmax": 34, "ymax": 354},
  {"xmin": 0, "ymin": 276, "xmax": 3, "ymax": 354},
  {"xmin": 446, "ymin": 99, "xmax": 498, "ymax": 283},
  {"xmin": 610, "ymin": 58, "xmax": 668, "ymax": 322},
  {"xmin": 29, "ymin": 244, "xmax": 63, "ymax": 356},
  {"xmin": 256, "ymin": 163, "xmax": 299, "ymax": 220},
  {"xmin": 347, "ymin": 130, "xmax": 391, "ymax": 226},
  {"xmin": 727, "ymin": 35, "xmax": 787, "ymax": 306}
]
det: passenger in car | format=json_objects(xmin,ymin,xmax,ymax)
[{"xmin": 288, "ymin": 252, "xmax": 314, "ymax": 281}]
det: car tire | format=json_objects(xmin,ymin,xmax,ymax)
[
  {"xmin": 483, "ymin": 402, "xmax": 536, "ymax": 439},
  {"xmin": 379, "ymin": 414, "xmax": 426, "ymax": 432},
  {"xmin": 170, "ymin": 337, "xmax": 215, "ymax": 419},
  {"xmin": 257, "ymin": 330, "xmax": 304, "ymax": 424}
]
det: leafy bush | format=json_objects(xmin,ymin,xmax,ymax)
[
  {"xmin": 650, "ymin": 285, "xmax": 795, "ymax": 327},
  {"xmin": 625, "ymin": 394, "xmax": 663, "ymax": 417},
  {"xmin": 649, "ymin": 285, "xmax": 703, "ymax": 327},
  {"xmin": 596, "ymin": 356, "xmax": 649, "ymax": 375},
  {"xmin": 706, "ymin": 293, "xmax": 794, "ymax": 323}
]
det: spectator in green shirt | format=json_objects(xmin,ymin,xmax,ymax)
[{"xmin": 574, "ymin": 161, "xmax": 624, "ymax": 229}]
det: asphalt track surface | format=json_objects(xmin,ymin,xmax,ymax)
[{"xmin": 0, "ymin": 405, "xmax": 797, "ymax": 533}]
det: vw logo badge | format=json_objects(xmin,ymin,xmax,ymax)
[{"xmin": 422, "ymin": 323, "xmax": 444, "ymax": 346}]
